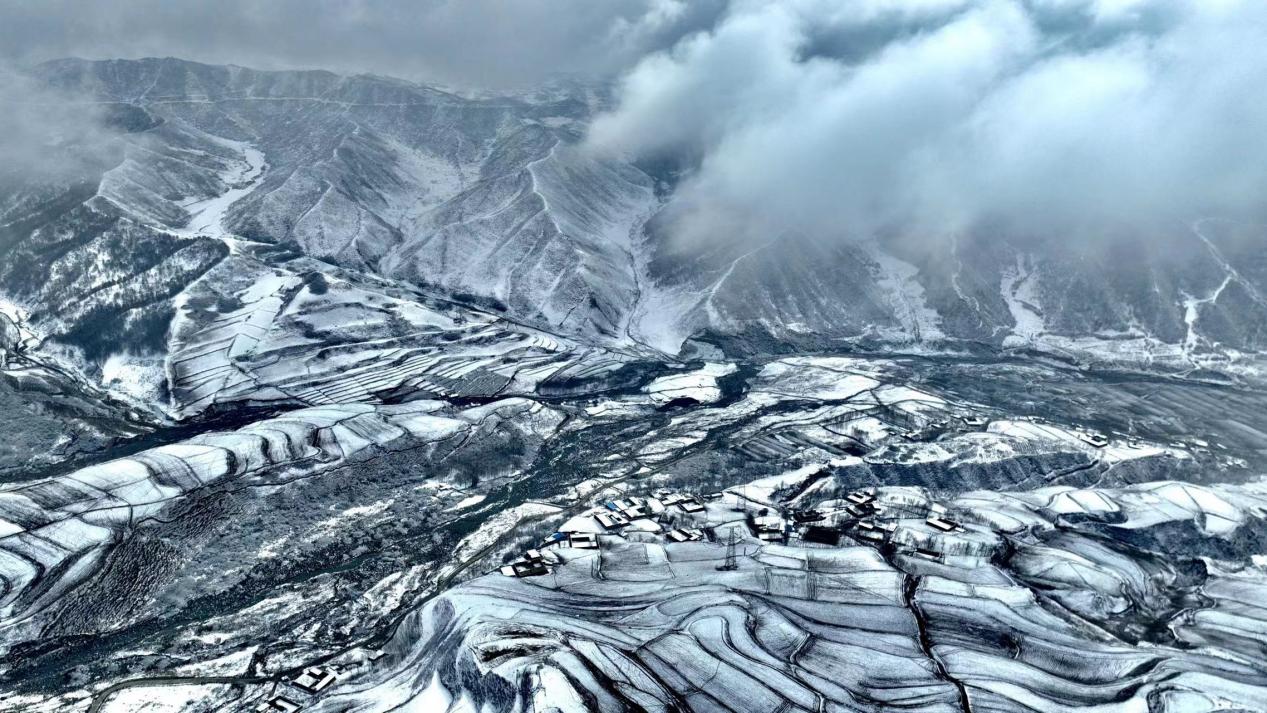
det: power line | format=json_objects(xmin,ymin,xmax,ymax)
[{"xmin": 717, "ymin": 528, "xmax": 739, "ymax": 571}]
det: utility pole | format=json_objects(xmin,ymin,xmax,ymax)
[{"xmin": 717, "ymin": 529, "xmax": 739, "ymax": 571}]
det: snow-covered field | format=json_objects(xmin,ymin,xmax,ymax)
[
  {"xmin": 6, "ymin": 338, "xmax": 1261, "ymax": 713},
  {"xmin": 644, "ymin": 362, "xmax": 736, "ymax": 406},
  {"xmin": 315, "ymin": 466, "xmax": 1267, "ymax": 713}
]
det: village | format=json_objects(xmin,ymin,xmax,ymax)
[
  {"xmin": 249, "ymin": 477, "xmax": 989, "ymax": 712},
  {"xmin": 495, "ymin": 475, "xmax": 993, "ymax": 584},
  {"xmin": 254, "ymin": 666, "xmax": 338, "ymax": 712},
  {"xmin": 209, "ymin": 391, "xmax": 1136, "ymax": 713}
]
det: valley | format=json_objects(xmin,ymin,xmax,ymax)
[{"xmin": 4, "ymin": 348, "xmax": 1266, "ymax": 712}]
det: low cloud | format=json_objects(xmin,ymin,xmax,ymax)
[
  {"xmin": 5, "ymin": 0, "xmax": 1265, "ymax": 251},
  {"xmin": 0, "ymin": 67, "xmax": 123, "ymax": 190},
  {"xmin": 588, "ymin": 0, "xmax": 1267, "ymax": 249}
]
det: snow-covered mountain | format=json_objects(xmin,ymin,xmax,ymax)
[
  {"xmin": 4, "ymin": 57, "xmax": 1267, "ymax": 393},
  {"xmin": 7, "ymin": 57, "xmax": 1267, "ymax": 713}
]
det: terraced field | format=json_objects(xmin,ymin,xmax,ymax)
[
  {"xmin": 321, "ymin": 470, "xmax": 1267, "ymax": 713},
  {"xmin": 5, "ymin": 351, "xmax": 1261, "ymax": 713}
]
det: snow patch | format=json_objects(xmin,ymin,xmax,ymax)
[
  {"xmin": 101, "ymin": 351, "xmax": 168, "ymax": 405},
  {"xmin": 644, "ymin": 362, "xmax": 736, "ymax": 406},
  {"xmin": 174, "ymin": 142, "xmax": 267, "ymax": 241},
  {"xmin": 99, "ymin": 683, "xmax": 229, "ymax": 712},
  {"xmin": 1000, "ymin": 255, "xmax": 1044, "ymax": 345},
  {"xmin": 312, "ymin": 500, "xmax": 395, "ymax": 535},
  {"xmin": 866, "ymin": 244, "xmax": 946, "ymax": 343},
  {"xmin": 449, "ymin": 494, "xmax": 488, "ymax": 511}
]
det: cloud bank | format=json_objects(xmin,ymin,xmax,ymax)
[
  {"xmin": 0, "ymin": 68, "xmax": 124, "ymax": 191},
  {"xmin": 588, "ymin": 0, "xmax": 1267, "ymax": 249},
  {"xmin": 5, "ymin": 0, "xmax": 1265, "ymax": 251}
]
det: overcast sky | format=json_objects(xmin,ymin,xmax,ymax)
[
  {"xmin": 3, "ymin": 0, "xmax": 1266, "ymax": 248},
  {"xmin": 0, "ymin": 0, "xmax": 725, "ymax": 88}
]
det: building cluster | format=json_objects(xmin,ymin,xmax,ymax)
[
  {"xmin": 586, "ymin": 491, "xmax": 715, "ymax": 533},
  {"xmin": 726, "ymin": 488, "xmax": 981, "ymax": 567},
  {"xmin": 255, "ymin": 666, "xmax": 339, "ymax": 712},
  {"xmin": 751, "ymin": 510, "xmax": 790, "ymax": 541},
  {"xmin": 739, "ymin": 488, "xmax": 880, "ymax": 546},
  {"xmin": 824, "ymin": 490, "xmax": 892, "ymax": 545},
  {"xmin": 499, "ymin": 489, "xmax": 723, "ymax": 578},
  {"xmin": 845, "ymin": 496, "xmax": 975, "ymax": 563},
  {"xmin": 666, "ymin": 527, "xmax": 706, "ymax": 542},
  {"xmin": 1074, "ymin": 428, "xmax": 1110, "ymax": 448},
  {"xmin": 499, "ymin": 548, "xmax": 551, "ymax": 578},
  {"xmin": 497, "ymin": 479, "xmax": 988, "ymax": 582}
]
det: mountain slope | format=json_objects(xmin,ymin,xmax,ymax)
[{"xmin": 5, "ymin": 57, "xmax": 1267, "ymax": 397}]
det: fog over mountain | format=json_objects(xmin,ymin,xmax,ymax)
[
  {"xmin": 0, "ymin": 69, "xmax": 126, "ymax": 184},
  {"xmin": 588, "ymin": 0, "xmax": 1267, "ymax": 249},
  {"xmin": 1, "ymin": 0, "xmax": 1265, "ymax": 361},
  {"xmin": 5, "ymin": 4, "xmax": 1267, "ymax": 713},
  {"xmin": 6, "ymin": 0, "xmax": 1266, "ymax": 246}
]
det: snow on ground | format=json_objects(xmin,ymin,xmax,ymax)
[
  {"xmin": 1041, "ymin": 488, "xmax": 1122, "ymax": 517},
  {"xmin": 1001, "ymin": 478, "xmax": 1267, "ymax": 537},
  {"xmin": 414, "ymin": 672, "xmax": 455, "ymax": 712},
  {"xmin": 637, "ymin": 433, "xmax": 708, "ymax": 462},
  {"xmin": 559, "ymin": 513, "xmax": 605, "ymax": 533},
  {"xmin": 562, "ymin": 474, "xmax": 645, "ymax": 504},
  {"xmin": 866, "ymin": 243, "xmax": 946, "ymax": 343},
  {"xmin": 756, "ymin": 357, "xmax": 882, "ymax": 400},
  {"xmin": 584, "ymin": 399, "xmax": 650, "ymax": 419},
  {"xmin": 533, "ymin": 665, "xmax": 591, "ymax": 713},
  {"xmin": 644, "ymin": 362, "xmax": 736, "ymax": 406},
  {"xmin": 874, "ymin": 384, "xmax": 945, "ymax": 406},
  {"xmin": 173, "ymin": 646, "xmax": 257, "ymax": 677},
  {"xmin": 629, "ymin": 284, "xmax": 708, "ymax": 356},
  {"xmin": 733, "ymin": 461, "xmax": 851, "ymax": 505},
  {"xmin": 1099, "ymin": 439, "xmax": 1183, "ymax": 465},
  {"xmin": 1138, "ymin": 481, "xmax": 1244, "ymax": 536},
  {"xmin": 988, "ymin": 419, "xmax": 1085, "ymax": 446},
  {"xmin": 100, "ymin": 683, "xmax": 232, "ymax": 712},
  {"xmin": 257, "ymin": 536, "xmax": 290, "ymax": 560},
  {"xmin": 319, "ymin": 653, "xmax": 477, "ymax": 713},
  {"xmin": 838, "ymin": 415, "xmax": 895, "ymax": 444},
  {"xmin": 1026, "ymin": 331, "xmax": 1267, "ymax": 382},
  {"xmin": 988, "ymin": 419, "xmax": 1190, "ymax": 465},
  {"xmin": 0, "ymin": 402, "xmax": 481, "ymax": 633},
  {"xmin": 6, "ymin": 691, "xmax": 102, "ymax": 713},
  {"xmin": 1000, "ymin": 255, "xmax": 1045, "ymax": 346},
  {"xmin": 451, "ymin": 502, "xmax": 562, "ymax": 564},
  {"xmin": 384, "ymin": 137, "xmax": 471, "ymax": 233},
  {"xmin": 101, "ymin": 351, "xmax": 168, "ymax": 405},
  {"xmin": 312, "ymin": 500, "xmax": 395, "ymax": 537},
  {"xmin": 0, "ymin": 295, "xmax": 39, "ymax": 350},
  {"xmin": 448, "ymin": 494, "xmax": 488, "ymax": 511},
  {"xmin": 174, "ymin": 142, "xmax": 267, "ymax": 240},
  {"xmin": 333, "ymin": 467, "xmax": 1267, "ymax": 713}
]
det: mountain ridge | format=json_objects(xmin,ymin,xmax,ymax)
[{"xmin": 5, "ymin": 56, "xmax": 1267, "ymax": 400}]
